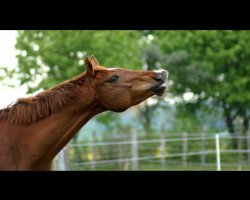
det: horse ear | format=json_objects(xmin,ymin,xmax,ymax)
[
  {"xmin": 90, "ymin": 55, "xmax": 99, "ymax": 67},
  {"xmin": 84, "ymin": 56, "xmax": 95, "ymax": 77}
]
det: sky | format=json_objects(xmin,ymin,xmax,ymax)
[{"xmin": 0, "ymin": 30, "xmax": 27, "ymax": 109}]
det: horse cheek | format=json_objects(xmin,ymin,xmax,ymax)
[
  {"xmin": 112, "ymin": 93, "xmax": 131, "ymax": 112},
  {"xmin": 97, "ymin": 88, "xmax": 131, "ymax": 112}
]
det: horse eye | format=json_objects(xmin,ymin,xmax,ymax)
[{"xmin": 109, "ymin": 75, "xmax": 118, "ymax": 83}]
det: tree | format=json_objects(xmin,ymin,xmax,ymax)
[
  {"xmin": 152, "ymin": 30, "xmax": 250, "ymax": 138},
  {"xmin": 15, "ymin": 30, "xmax": 143, "ymax": 93}
]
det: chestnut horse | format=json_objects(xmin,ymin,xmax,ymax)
[{"xmin": 0, "ymin": 55, "xmax": 167, "ymax": 170}]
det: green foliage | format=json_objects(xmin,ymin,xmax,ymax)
[
  {"xmin": 154, "ymin": 30, "xmax": 250, "ymax": 100},
  {"xmin": 15, "ymin": 30, "xmax": 143, "ymax": 93},
  {"xmin": 152, "ymin": 30, "xmax": 250, "ymax": 133},
  {"xmin": 0, "ymin": 67, "xmax": 6, "ymax": 81}
]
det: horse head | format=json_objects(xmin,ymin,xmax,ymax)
[{"xmin": 84, "ymin": 55, "xmax": 168, "ymax": 112}]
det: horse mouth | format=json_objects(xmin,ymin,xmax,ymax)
[
  {"xmin": 151, "ymin": 70, "xmax": 168, "ymax": 96},
  {"xmin": 151, "ymin": 82, "xmax": 167, "ymax": 97}
]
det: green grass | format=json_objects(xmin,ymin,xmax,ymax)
[{"xmin": 68, "ymin": 160, "xmax": 250, "ymax": 171}]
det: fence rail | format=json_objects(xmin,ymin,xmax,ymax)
[{"xmin": 53, "ymin": 130, "xmax": 250, "ymax": 171}]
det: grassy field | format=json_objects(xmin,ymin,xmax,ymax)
[{"xmin": 69, "ymin": 159, "xmax": 250, "ymax": 171}]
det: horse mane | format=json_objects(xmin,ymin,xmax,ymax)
[{"xmin": 0, "ymin": 73, "xmax": 87, "ymax": 125}]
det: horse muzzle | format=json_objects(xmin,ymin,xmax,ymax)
[{"xmin": 151, "ymin": 70, "xmax": 168, "ymax": 96}]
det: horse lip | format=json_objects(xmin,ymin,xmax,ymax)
[{"xmin": 151, "ymin": 82, "xmax": 167, "ymax": 96}]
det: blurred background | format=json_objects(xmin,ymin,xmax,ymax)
[{"xmin": 0, "ymin": 30, "xmax": 250, "ymax": 171}]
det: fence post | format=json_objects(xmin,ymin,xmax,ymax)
[
  {"xmin": 58, "ymin": 146, "xmax": 68, "ymax": 170},
  {"xmin": 131, "ymin": 128, "xmax": 138, "ymax": 170},
  {"xmin": 124, "ymin": 137, "xmax": 129, "ymax": 171},
  {"xmin": 91, "ymin": 131, "xmax": 97, "ymax": 171},
  {"xmin": 247, "ymin": 128, "xmax": 250, "ymax": 163},
  {"xmin": 118, "ymin": 139, "xmax": 123, "ymax": 170},
  {"xmin": 160, "ymin": 125, "xmax": 166, "ymax": 170},
  {"xmin": 201, "ymin": 131, "xmax": 207, "ymax": 170},
  {"xmin": 215, "ymin": 134, "xmax": 221, "ymax": 171},
  {"xmin": 237, "ymin": 118, "xmax": 243, "ymax": 171},
  {"xmin": 182, "ymin": 132, "xmax": 187, "ymax": 167}
]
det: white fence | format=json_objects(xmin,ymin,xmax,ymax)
[{"xmin": 53, "ymin": 130, "xmax": 250, "ymax": 171}]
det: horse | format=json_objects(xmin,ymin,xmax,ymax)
[{"xmin": 0, "ymin": 55, "xmax": 168, "ymax": 170}]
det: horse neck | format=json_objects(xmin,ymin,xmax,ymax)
[
  {"xmin": 41, "ymin": 101, "xmax": 105, "ymax": 154},
  {"xmin": 9, "ymin": 89, "xmax": 105, "ymax": 170}
]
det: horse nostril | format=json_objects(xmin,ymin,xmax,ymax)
[
  {"xmin": 161, "ymin": 71, "xmax": 168, "ymax": 80},
  {"xmin": 153, "ymin": 71, "xmax": 168, "ymax": 82}
]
